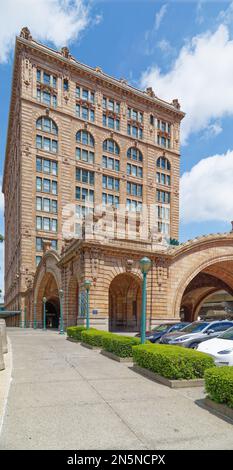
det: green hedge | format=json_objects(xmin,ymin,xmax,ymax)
[
  {"xmin": 66, "ymin": 326, "xmax": 86, "ymax": 341},
  {"xmin": 132, "ymin": 344, "xmax": 215, "ymax": 380},
  {"xmin": 80, "ymin": 329, "xmax": 113, "ymax": 347},
  {"xmin": 205, "ymin": 366, "xmax": 233, "ymax": 408},
  {"xmin": 102, "ymin": 335, "xmax": 141, "ymax": 358}
]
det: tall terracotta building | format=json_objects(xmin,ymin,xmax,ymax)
[{"xmin": 3, "ymin": 27, "xmax": 187, "ymax": 329}]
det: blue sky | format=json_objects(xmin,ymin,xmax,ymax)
[{"xmin": 1, "ymin": 0, "xmax": 233, "ymax": 294}]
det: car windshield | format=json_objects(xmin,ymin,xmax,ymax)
[
  {"xmin": 171, "ymin": 323, "xmax": 188, "ymax": 331},
  {"xmin": 180, "ymin": 322, "xmax": 209, "ymax": 333},
  {"xmin": 152, "ymin": 324, "xmax": 173, "ymax": 332},
  {"xmin": 218, "ymin": 327, "xmax": 233, "ymax": 340}
]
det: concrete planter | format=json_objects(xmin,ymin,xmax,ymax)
[
  {"xmin": 0, "ymin": 320, "xmax": 8, "ymax": 354},
  {"xmin": 67, "ymin": 337, "xmax": 80, "ymax": 343},
  {"xmin": 0, "ymin": 334, "xmax": 5, "ymax": 371},
  {"xmin": 203, "ymin": 397, "xmax": 233, "ymax": 422},
  {"xmin": 81, "ymin": 342, "xmax": 101, "ymax": 350},
  {"xmin": 133, "ymin": 365, "xmax": 204, "ymax": 388},
  {"xmin": 101, "ymin": 349, "xmax": 133, "ymax": 363}
]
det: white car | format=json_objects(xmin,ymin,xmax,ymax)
[{"xmin": 197, "ymin": 326, "xmax": 233, "ymax": 366}]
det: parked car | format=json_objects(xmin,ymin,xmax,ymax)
[
  {"xmin": 135, "ymin": 322, "xmax": 190, "ymax": 343},
  {"xmin": 159, "ymin": 320, "xmax": 233, "ymax": 349},
  {"xmin": 197, "ymin": 326, "xmax": 233, "ymax": 366}
]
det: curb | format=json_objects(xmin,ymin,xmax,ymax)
[
  {"xmin": 101, "ymin": 350, "xmax": 133, "ymax": 363},
  {"xmin": 132, "ymin": 365, "xmax": 204, "ymax": 388}
]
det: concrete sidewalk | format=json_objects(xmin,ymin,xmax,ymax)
[{"xmin": 0, "ymin": 328, "xmax": 232, "ymax": 450}]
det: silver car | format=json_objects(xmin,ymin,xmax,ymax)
[{"xmin": 159, "ymin": 320, "xmax": 233, "ymax": 349}]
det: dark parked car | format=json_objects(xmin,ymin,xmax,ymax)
[
  {"xmin": 159, "ymin": 320, "xmax": 233, "ymax": 348},
  {"xmin": 135, "ymin": 322, "xmax": 190, "ymax": 343}
]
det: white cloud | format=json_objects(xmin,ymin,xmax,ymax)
[
  {"xmin": 155, "ymin": 4, "xmax": 168, "ymax": 31},
  {"xmin": 141, "ymin": 24, "xmax": 233, "ymax": 144},
  {"xmin": 157, "ymin": 39, "xmax": 174, "ymax": 55},
  {"xmin": 201, "ymin": 121, "xmax": 223, "ymax": 140},
  {"xmin": 180, "ymin": 150, "xmax": 233, "ymax": 223},
  {"xmin": 0, "ymin": 0, "xmax": 96, "ymax": 63}
]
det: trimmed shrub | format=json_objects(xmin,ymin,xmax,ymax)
[
  {"xmin": 81, "ymin": 329, "xmax": 112, "ymax": 347},
  {"xmin": 132, "ymin": 344, "xmax": 215, "ymax": 380},
  {"xmin": 102, "ymin": 335, "xmax": 141, "ymax": 358},
  {"xmin": 205, "ymin": 366, "xmax": 233, "ymax": 408},
  {"xmin": 66, "ymin": 326, "xmax": 86, "ymax": 341}
]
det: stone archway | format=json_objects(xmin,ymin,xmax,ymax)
[
  {"xmin": 36, "ymin": 271, "xmax": 60, "ymax": 328},
  {"xmin": 109, "ymin": 273, "xmax": 142, "ymax": 331},
  {"xmin": 168, "ymin": 237, "xmax": 233, "ymax": 321}
]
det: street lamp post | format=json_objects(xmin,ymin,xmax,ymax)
[
  {"xmin": 24, "ymin": 306, "xmax": 27, "ymax": 328},
  {"xmin": 33, "ymin": 302, "xmax": 37, "ymax": 329},
  {"xmin": 84, "ymin": 280, "xmax": 91, "ymax": 329},
  {"xmin": 59, "ymin": 289, "xmax": 64, "ymax": 335},
  {"xmin": 42, "ymin": 296, "xmax": 47, "ymax": 331},
  {"xmin": 139, "ymin": 257, "xmax": 152, "ymax": 344}
]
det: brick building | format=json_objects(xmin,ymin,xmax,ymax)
[{"xmin": 4, "ymin": 28, "xmax": 233, "ymax": 331}]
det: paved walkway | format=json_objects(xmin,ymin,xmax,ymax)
[{"xmin": 0, "ymin": 328, "xmax": 232, "ymax": 450}]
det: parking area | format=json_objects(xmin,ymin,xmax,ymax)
[{"xmin": 0, "ymin": 328, "xmax": 232, "ymax": 450}]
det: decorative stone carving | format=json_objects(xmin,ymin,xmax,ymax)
[
  {"xmin": 146, "ymin": 87, "xmax": 155, "ymax": 98},
  {"xmin": 125, "ymin": 259, "xmax": 134, "ymax": 272},
  {"xmin": 43, "ymin": 240, "xmax": 52, "ymax": 253},
  {"xmin": 61, "ymin": 47, "xmax": 70, "ymax": 59},
  {"xmin": 172, "ymin": 99, "xmax": 181, "ymax": 110},
  {"xmin": 20, "ymin": 27, "xmax": 32, "ymax": 40}
]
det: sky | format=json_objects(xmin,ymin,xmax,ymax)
[{"xmin": 1, "ymin": 0, "xmax": 233, "ymax": 295}]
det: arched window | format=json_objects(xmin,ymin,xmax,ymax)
[
  {"xmin": 156, "ymin": 157, "xmax": 171, "ymax": 171},
  {"xmin": 127, "ymin": 147, "xmax": 143, "ymax": 162},
  {"xmin": 103, "ymin": 139, "xmax": 119, "ymax": 155},
  {"xmin": 36, "ymin": 117, "xmax": 58, "ymax": 135},
  {"xmin": 76, "ymin": 130, "xmax": 94, "ymax": 147}
]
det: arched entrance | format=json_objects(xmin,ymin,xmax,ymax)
[
  {"xmin": 109, "ymin": 273, "xmax": 142, "ymax": 332},
  {"xmin": 179, "ymin": 260, "xmax": 233, "ymax": 322},
  {"xmin": 45, "ymin": 299, "xmax": 60, "ymax": 328},
  {"xmin": 36, "ymin": 272, "xmax": 60, "ymax": 329}
]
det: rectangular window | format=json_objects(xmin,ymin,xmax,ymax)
[
  {"xmin": 36, "ymin": 177, "xmax": 42, "ymax": 191},
  {"xmin": 52, "ymin": 181, "xmax": 57, "ymax": 195},
  {"xmin": 36, "ymin": 237, "xmax": 43, "ymax": 251},
  {"xmin": 36, "ymin": 135, "xmax": 42, "ymax": 149},
  {"xmin": 37, "ymin": 88, "xmax": 41, "ymax": 101},
  {"xmin": 43, "ymin": 179, "xmax": 50, "ymax": 193},
  {"xmin": 52, "ymin": 162, "xmax": 58, "ymax": 176},
  {"xmin": 127, "ymin": 182, "xmax": 143, "ymax": 197},
  {"xmin": 51, "ymin": 200, "xmax": 58, "ymax": 213},
  {"xmin": 43, "ymin": 198, "xmax": 50, "ymax": 212},
  {"xmin": 43, "ymin": 217, "xmax": 50, "ymax": 231},
  {"xmin": 36, "ymin": 197, "xmax": 42, "ymax": 211},
  {"xmin": 63, "ymin": 79, "xmax": 69, "ymax": 91},
  {"xmin": 43, "ymin": 138, "xmax": 51, "ymax": 151},
  {"xmin": 76, "ymin": 86, "xmax": 80, "ymax": 98},
  {"xmin": 36, "ymin": 157, "xmax": 42, "ymax": 172},
  {"xmin": 36, "ymin": 216, "xmax": 42, "ymax": 230},
  {"xmin": 43, "ymin": 159, "xmax": 50, "ymax": 173},
  {"xmin": 81, "ymin": 107, "xmax": 88, "ymax": 120},
  {"xmin": 82, "ymin": 89, "xmax": 89, "ymax": 100},
  {"xmin": 37, "ymin": 69, "xmax": 41, "ymax": 82},
  {"xmin": 43, "ymin": 72, "xmax": 50, "ymax": 85},
  {"xmin": 53, "ymin": 95, "xmax": 57, "ymax": 108},
  {"xmin": 43, "ymin": 91, "xmax": 51, "ymax": 106},
  {"xmin": 51, "ymin": 219, "xmax": 57, "ymax": 232}
]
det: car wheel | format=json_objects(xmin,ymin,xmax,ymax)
[{"xmin": 190, "ymin": 342, "xmax": 199, "ymax": 349}]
